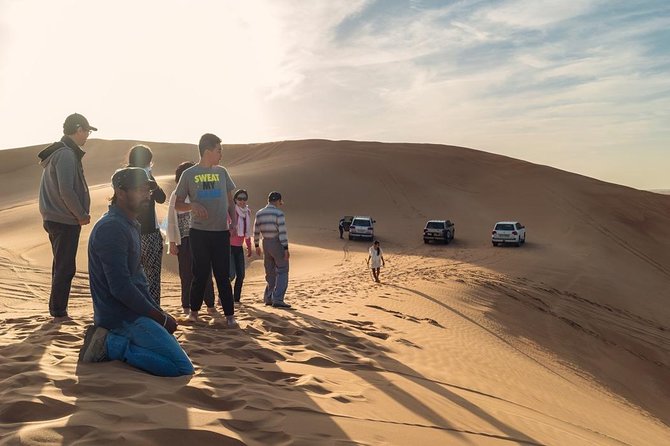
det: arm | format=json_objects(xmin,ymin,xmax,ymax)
[
  {"xmin": 277, "ymin": 212, "xmax": 290, "ymax": 260},
  {"xmin": 151, "ymin": 183, "xmax": 166, "ymax": 204},
  {"xmin": 55, "ymin": 151, "xmax": 90, "ymax": 224},
  {"xmin": 245, "ymin": 236, "xmax": 252, "ymax": 256},
  {"xmin": 166, "ymin": 192, "xmax": 181, "ymax": 255},
  {"xmin": 227, "ymin": 189, "xmax": 235, "ymax": 223},
  {"xmin": 253, "ymin": 214, "xmax": 262, "ymax": 256}
]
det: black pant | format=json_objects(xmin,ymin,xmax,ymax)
[
  {"xmin": 43, "ymin": 221, "xmax": 81, "ymax": 317},
  {"xmin": 177, "ymin": 236, "xmax": 214, "ymax": 309},
  {"xmin": 189, "ymin": 229, "xmax": 234, "ymax": 315},
  {"xmin": 231, "ymin": 245, "xmax": 246, "ymax": 302}
]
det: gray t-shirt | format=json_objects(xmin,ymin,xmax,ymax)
[{"xmin": 175, "ymin": 164, "xmax": 236, "ymax": 231}]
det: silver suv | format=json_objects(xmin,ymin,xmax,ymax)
[{"xmin": 348, "ymin": 216, "xmax": 375, "ymax": 241}]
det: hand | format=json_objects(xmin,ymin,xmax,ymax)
[
  {"xmin": 247, "ymin": 249, "xmax": 252, "ymax": 258},
  {"xmin": 255, "ymin": 246, "xmax": 262, "ymax": 256},
  {"xmin": 78, "ymin": 216, "xmax": 91, "ymax": 225},
  {"xmin": 191, "ymin": 202, "xmax": 208, "ymax": 219},
  {"xmin": 163, "ymin": 313, "xmax": 178, "ymax": 334},
  {"xmin": 284, "ymin": 250, "xmax": 290, "ymax": 260},
  {"xmin": 168, "ymin": 242, "xmax": 178, "ymax": 255}
]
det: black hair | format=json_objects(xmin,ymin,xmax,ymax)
[
  {"xmin": 234, "ymin": 189, "xmax": 248, "ymax": 200},
  {"xmin": 175, "ymin": 161, "xmax": 195, "ymax": 183},
  {"xmin": 198, "ymin": 133, "xmax": 222, "ymax": 156},
  {"xmin": 127, "ymin": 144, "xmax": 153, "ymax": 167}
]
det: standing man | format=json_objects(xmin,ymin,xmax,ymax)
[
  {"xmin": 79, "ymin": 167, "xmax": 193, "ymax": 377},
  {"xmin": 175, "ymin": 133, "xmax": 238, "ymax": 327},
  {"xmin": 38, "ymin": 113, "xmax": 97, "ymax": 322},
  {"xmin": 254, "ymin": 191, "xmax": 292, "ymax": 308}
]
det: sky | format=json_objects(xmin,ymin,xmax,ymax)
[{"xmin": 1, "ymin": 0, "xmax": 668, "ymax": 189}]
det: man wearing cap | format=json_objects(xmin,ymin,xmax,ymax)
[
  {"xmin": 253, "ymin": 191, "xmax": 292, "ymax": 308},
  {"xmin": 38, "ymin": 113, "xmax": 97, "ymax": 323},
  {"xmin": 78, "ymin": 167, "xmax": 194, "ymax": 377},
  {"xmin": 175, "ymin": 133, "xmax": 238, "ymax": 327}
]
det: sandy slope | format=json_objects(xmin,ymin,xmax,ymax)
[{"xmin": 0, "ymin": 139, "xmax": 668, "ymax": 445}]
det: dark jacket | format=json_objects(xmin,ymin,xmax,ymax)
[
  {"xmin": 136, "ymin": 171, "xmax": 166, "ymax": 235},
  {"xmin": 88, "ymin": 205, "xmax": 161, "ymax": 329},
  {"xmin": 38, "ymin": 136, "xmax": 90, "ymax": 225}
]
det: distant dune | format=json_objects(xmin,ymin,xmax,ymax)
[{"xmin": 1, "ymin": 139, "xmax": 668, "ymax": 445}]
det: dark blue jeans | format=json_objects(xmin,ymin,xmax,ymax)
[
  {"xmin": 231, "ymin": 245, "xmax": 246, "ymax": 301},
  {"xmin": 43, "ymin": 221, "xmax": 81, "ymax": 317}
]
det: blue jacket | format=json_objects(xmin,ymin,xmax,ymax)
[{"xmin": 88, "ymin": 205, "xmax": 160, "ymax": 329}]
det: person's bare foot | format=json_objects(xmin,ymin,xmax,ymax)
[
  {"xmin": 187, "ymin": 311, "xmax": 199, "ymax": 322},
  {"xmin": 52, "ymin": 315, "xmax": 73, "ymax": 323},
  {"xmin": 206, "ymin": 307, "xmax": 219, "ymax": 316},
  {"xmin": 182, "ymin": 307, "xmax": 190, "ymax": 315}
]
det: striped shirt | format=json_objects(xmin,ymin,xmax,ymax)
[{"xmin": 253, "ymin": 204, "xmax": 288, "ymax": 249}]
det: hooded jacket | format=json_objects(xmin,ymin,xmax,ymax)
[{"xmin": 38, "ymin": 136, "xmax": 90, "ymax": 225}]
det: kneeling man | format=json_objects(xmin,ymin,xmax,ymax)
[{"xmin": 79, "ymin": 167, "xmax": 194, "ymax": 377}]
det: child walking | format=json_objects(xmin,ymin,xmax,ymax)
[{"xmin": 367, "ymin": 240, "xmax": 385, "ymax": 283}]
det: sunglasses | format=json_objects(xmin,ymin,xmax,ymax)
[{"xmin": 236, "ymin": 196, "xmax": 248, "ymax": 201}]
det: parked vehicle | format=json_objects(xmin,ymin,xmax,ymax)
[
  {"xmin": 492, "ymin": 221, "xmax": 526, "ymax": 247},
  {"xmin": 423, "ymin": 220, "xmax": 455, "ymax": 244},
  {"xmin": 349, "ymin": 216, "xmax": 375, "ymax": 241}
]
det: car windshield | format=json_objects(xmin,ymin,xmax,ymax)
[
  {"xmin": 495, "ymin": 224, "xmax": 515, "ymax": 231},
  {"xmin": 426, "ymin": 222, "xmax": 443, "ymax": 229},
  {"xmin": 352, "ymin": 219, "xmax": 371, "ymax": 227}
]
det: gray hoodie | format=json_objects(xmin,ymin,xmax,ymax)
[{"xmin": 38, "ymin": 136, "xmax": 90, "ymax": 225}]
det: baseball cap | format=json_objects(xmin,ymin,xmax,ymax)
[
  {"xmin": 111, "ymin": 167, "xmax": 157, "ymax": 190},
  {"xmin": 268, "ymin": 191, "xmax": 282, "ymax": 202},
  {"xmin": 63, "ymin": 113, "xmax": 98, "ymax": 134}
]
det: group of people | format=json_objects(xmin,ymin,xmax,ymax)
[{"xmin": 38, "ymin": 113, "xmax": 292, "ymax": 376}]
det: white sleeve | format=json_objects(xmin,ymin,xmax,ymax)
[{"xmin": 166, "ymin": 191, "xmax": 181, "ymax": 245}]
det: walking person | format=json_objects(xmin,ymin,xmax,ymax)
[
  {"xmin": 38, "ymin": 113, "xmax": 97, "ymax": 322},
  {"xmin": 175, "ymin": 133, "xmax": 238, "ymax": 327},
  {"xmin": 126, "ymin": 145, "xmax": 166, "ymax": 305},
  {"xmin": 79, "ymin": 167, "xmax": 194, "ymax": 377},
  {"xmin": 367, "ymin": 240, "xmax": 385, "ymax": 283},
  {"xmin": 166, "ymin": 162, "xmax": 216, "ymax": 314},
  {"xmin": 229, "ymin": 189, "xmax": 253, "ymax": 303},
  {"xmin": 254, "ymin": 191, "xmax": 292, "ymax": 308}
]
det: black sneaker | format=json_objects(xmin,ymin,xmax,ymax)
[
  {"xmin": 78, "ymin": 325, "xmax": 109, "ymax": 363},
  {"xmin": 272, "ymin": 302, "xmax": 292, "ymax": 309}
]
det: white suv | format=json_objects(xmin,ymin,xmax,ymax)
[
  {"xmin": 492, "ymin": 221, "xmax": 526, "ymax": 247},
  {"xmin": 349, "ymin": 216, "xmax": 375, "ymax": 241}
]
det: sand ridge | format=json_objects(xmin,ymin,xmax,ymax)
[{"xmin": 1, "ymin": 139, "xmax": 669, "ymax": 444}]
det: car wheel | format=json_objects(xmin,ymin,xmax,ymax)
[
  {"xmin": 492, "ymin": 242, "xmax": 498, "ymax": 247},
  {"xmin": 424, "ymin": 239, "xmax": 429, "ymax": 244},
  {"xmin": 348, "ymin": 234, "xmax": 353, "ymax": 240},
  {"xmin": 444, "ymin": 232, "xmax": 450, "ymax": 244},
  {"xmin": 516, "ymin": 238, "xmax": 521, "ymax": 247},
  {"xmin": 522, "ymin": 234, "xmax": 526, "ymax": 244}
]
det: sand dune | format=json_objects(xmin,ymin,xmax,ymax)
[{"xmin": 0, "ymin": 139, "xmax": 668, "ymax": 444}]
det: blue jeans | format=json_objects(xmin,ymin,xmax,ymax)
[
  {"xmin": 262, "ymin": 238, "xmax": 289, "ymax": 304},
  {"xmin": 106, "ymin": 316, "xmax": 194, "ymax": 377}
]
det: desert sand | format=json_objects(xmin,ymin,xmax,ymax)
[{"xmin": 0, "ymin": 139, "xmax": 669, "ymax": 445}]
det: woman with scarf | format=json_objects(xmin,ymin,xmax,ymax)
[
  {"xmin": 126, "ymin": 145, "xmax": 166, "ymax": 304},
  {"xmin": 229, "ymin": 189, "xmax": 252, "ymax": 303}
]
